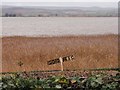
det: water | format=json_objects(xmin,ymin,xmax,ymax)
[{"xmin": 1, "ymin": 17, "xmax": 118, "ymax": 36}]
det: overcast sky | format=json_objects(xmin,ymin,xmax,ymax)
[
  {"xmin": 1, "ymin": 0, "xmax": 119, "ymax": 8},
  {"xmin": 1, "ymin": 0, "xmax": 119, "ymax": 2}
]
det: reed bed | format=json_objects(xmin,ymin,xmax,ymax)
[{"xmin": 2, "ymin": 34, "xmax": 118, "ymax": 72}]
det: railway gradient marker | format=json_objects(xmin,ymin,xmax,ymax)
[{"xmin": 47, "ymin": 55, "xmax": 74, "ymax": 71}]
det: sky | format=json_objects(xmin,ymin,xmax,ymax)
[
  {"xmin": 1, "ymin": 0, "xmax": 119, "ymax": 2},
  {"xmin": 1, "ymin": 0, "xmax": 119, "ymax": 8}
]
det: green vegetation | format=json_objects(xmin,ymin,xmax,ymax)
[{"xmin": 1, "ymin": 72, "xmax": 120, "ymax": 90}]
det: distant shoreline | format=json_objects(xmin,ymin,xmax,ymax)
[
  {"xmin": 1, "ymin": 16, "xmax": 118, "ymax": 17},
  {"xmin": 2, "ymin": 34, "xmax": 118, "ymax": 38},
  {"xmin": 1, "ymin": 6, "xmax": 117, "ymax": 17}
]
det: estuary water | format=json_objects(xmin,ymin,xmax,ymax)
[{"xmin": 1, "ymin": 17, "xmax": 118, "ymax": 36}]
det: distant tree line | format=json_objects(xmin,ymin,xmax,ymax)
[
  {"xmin": 2, "ymin": 13, "xmax": 23, "ymax": 17},
  {"xmin": 3, "ymin": 13, "xmax": 16, "ymax": 17},
  {"xmin": 2, "ymin": 13, "xmax": 117, "ymax": 17}
]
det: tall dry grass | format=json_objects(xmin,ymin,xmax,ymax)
[{"xmin": 2, "ymin": 35, "xmax": 118, "ymax": 72}]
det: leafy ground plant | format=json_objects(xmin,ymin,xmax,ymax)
[{"xmin": 0, "ymin": 72, "xmax": 120, "ymax": 90}]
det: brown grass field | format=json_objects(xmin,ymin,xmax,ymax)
[{"xmin": 2, "ymin": 34, "xmax": 119, "ymax": 72}]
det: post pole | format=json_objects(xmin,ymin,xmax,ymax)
[{"xmin": 59, "ymin": 57, "xmax": 63, "ymax": 71}]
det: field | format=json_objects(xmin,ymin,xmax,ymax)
[{"xmin": 2, "ymin": 34, "xmax": 118, "ymax": 72}]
